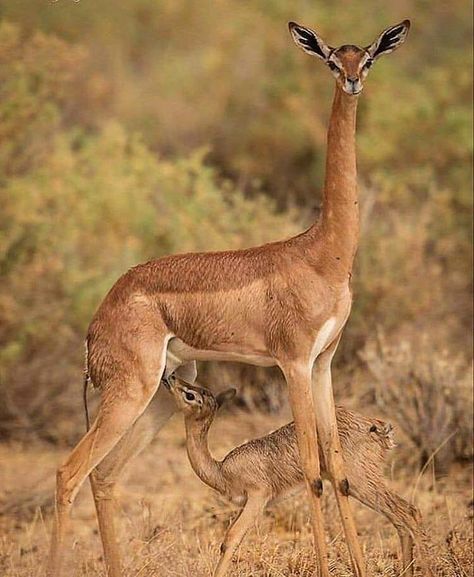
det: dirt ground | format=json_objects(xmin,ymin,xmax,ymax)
[{"xmin": 0, "ymin": 409, "xmax": 472, "ymax": 577}]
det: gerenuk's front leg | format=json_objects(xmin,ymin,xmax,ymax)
[
  {"xmin": 312, "ymin": 341, "xmax": 366, "ymax": 577},
  {"xmin": 282, "ymin": 363, "xmax": 330, "ymax": 577}
]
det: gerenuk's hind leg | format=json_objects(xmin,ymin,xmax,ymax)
[
  {"xmin": 46, "ymin": 339, "xmax": 169, "ymax": 577},
  {"xmin": 89, "ymin": 384, "xmax": 177, "ymax": 577}
]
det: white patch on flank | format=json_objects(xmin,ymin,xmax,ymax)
[
  {"xmin": 159, "ymin": 335, "xmax": 174, "ymax": 382},
  {"xmin": 309, "ymin": 317, "xmax": 337, "ymax": 365}
]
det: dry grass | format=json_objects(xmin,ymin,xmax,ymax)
[{"xmin": 0, "ymin": 408, "xmax": 472, "ymax": 577}]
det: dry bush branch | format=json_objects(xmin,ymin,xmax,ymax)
[{"xmin": 361, "ymin": 329, "xmax": 473, "ymax": 472}]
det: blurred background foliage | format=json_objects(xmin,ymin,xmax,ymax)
[{"xmin": 0, "ymin": 0, "xmax": 472, "ymax": 461}]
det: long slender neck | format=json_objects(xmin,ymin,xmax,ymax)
[
  {"xmin": 184, "ymin": 418, "xmax": 227, "ymax": 495},
  {"xmin": 309, "ymin": 84, "xmax": 360, "ymax": 272}
]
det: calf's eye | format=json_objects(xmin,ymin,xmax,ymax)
[{"xmin": 185, "ymin": 392, "xmax": 195, "ymax": 401}]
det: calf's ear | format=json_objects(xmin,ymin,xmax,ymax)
[{"xmin": 216, "ymin": 388, "xmax": 237, "ymax": 409}]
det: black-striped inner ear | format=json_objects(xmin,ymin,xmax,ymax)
[
  {"xmin": 294, "ymin": 26, "xmax": 327, "ymax": 59},
  {"xmin": 375, "ymin": 25, "xmax": 405, "ymax": 55}
]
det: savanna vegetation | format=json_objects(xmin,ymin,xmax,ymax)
[{"xmin": 0, "ymin": 1, "xmax": 472, "ymax": 576}]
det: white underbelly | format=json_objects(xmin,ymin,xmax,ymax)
[{"xmin": 166, "ymin": 338, "xmax": 276, "ymax": 368}]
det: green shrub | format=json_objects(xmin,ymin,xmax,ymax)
[{"xmin": 0, "ymin": 123, "xmax": 296, "ymax": 440}]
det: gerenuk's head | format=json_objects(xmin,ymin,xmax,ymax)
[{"xmin": 289, "ymin": 20, "xmax": 410, "ymax": 95}]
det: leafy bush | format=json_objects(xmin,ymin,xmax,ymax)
[
  {"xmin": 0, "ymin": 23, "xmax": 297, "ymax": 441},
  {"xmin": 0, "ymin": 125, "xmax": 296, "ymax": 440}
]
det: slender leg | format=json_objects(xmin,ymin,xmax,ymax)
[
  {"xmin": 46, "ymin": 370, "xmax": 166, "ymax": 577},
  {"xmin": 399, "ymin": 532, "xmax": 415, "ymax": 577},
  {"xmin": 213, "ymin": 492, "xmax": 267, "ymax": 577},
  {"xmin": 312, "ymin": 342, "xmax": 366, "ymax": 577},
  {"xmin": 282, "ymin": 363, "xmax": 330, "ymax": 577},
  {"xmin": 89, "ymin": 384, "xmax": 177, "ymax": 577},
  {"xmin": 349, "ymin": 482, "xmax": 433, "ymax": 577}
]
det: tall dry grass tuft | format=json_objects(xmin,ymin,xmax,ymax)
[{"xmin": 1, "ymin": 411, "xmax": 472, "ymax": 577}]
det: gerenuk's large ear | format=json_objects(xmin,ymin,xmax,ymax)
[
  {"xmin": 366, "ymin": 20, "xmax": 411, "ymax": 60},
  {"xmin": 288, "ymin": 21, "xmax": 332, "ymax": 61}
]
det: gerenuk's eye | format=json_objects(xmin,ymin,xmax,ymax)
[
  {"xmin": 185, "ymin": 392, "xmax": 195, "ymax": 401},
  {"xmin": 364, "ymin": 59, "xmax": 373, "ymax": 69},
  {"xmin": 328, "ymin": 61, "xmax": 339, "ymax": 72}
]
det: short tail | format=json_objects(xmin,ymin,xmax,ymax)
[
  {"xmin": 83, "ymin": 339, "xmax": 91, "ymax": 431},
  {"xmin": 83, "ymin": 372, "xmax": 91, "ymax": 431}
]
